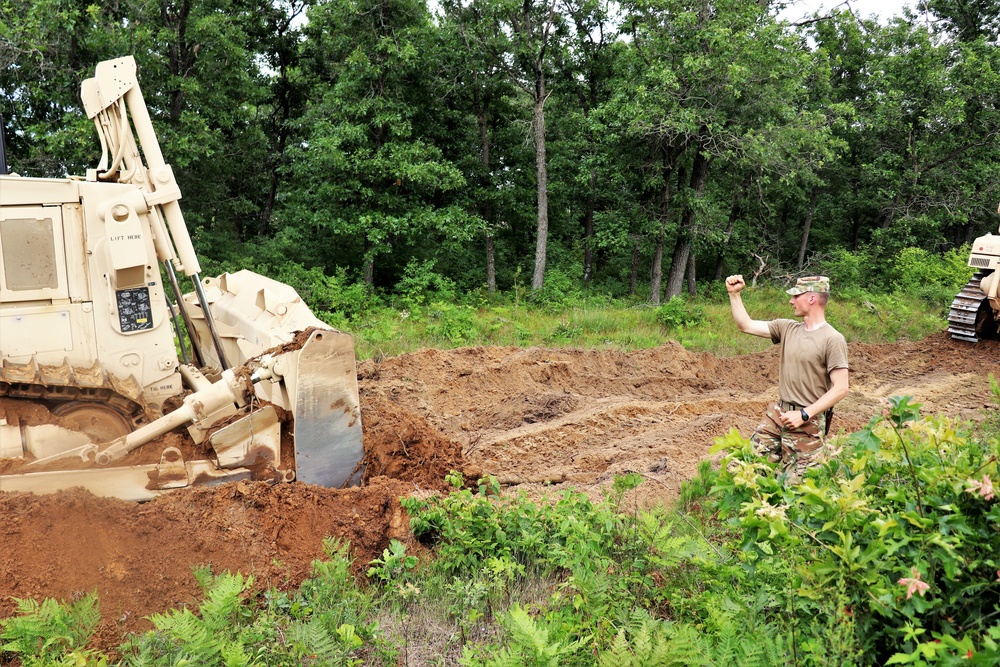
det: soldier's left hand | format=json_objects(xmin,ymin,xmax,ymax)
[{"xmin": 779, "ymin": 410, "xmax": 805, "ymax": 429}]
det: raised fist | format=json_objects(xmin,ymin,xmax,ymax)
[{"xmin": 725, "ymin": 275, "xmax": 746, "ymax": 294}]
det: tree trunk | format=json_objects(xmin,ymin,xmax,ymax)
[
  {"xmin": 963, "ymin": 223, "xmax": 976, "ymax": 244},
  {"xmin": 648, "ymin": 146, "xmax": 681, "ymax": 305},
  {"xmin": 796, "ymin": 187, "xmax": 819, "ymax": 269},
  {"xmin": 583, "ymin": 167, "xmax": 597, "ymax": 282},
  {"xmin": 686, "ymin": 251, "xmax": 696, "ymax": 297},
  {"xmin": 665, "ymin": 141, "xmax": 710, "ymax": 300},
  {"xmin": 162, "ymin": 0, "xmax": 194, "ymax": 124},
  {"xmin": 531, "ymin": 73, "xmax": 549, "ymax": 291},
  {"xmin": 363, "ymin": 236, "xmax": 375, "ymax": 286},
  {"xmin": 714, "ymin": 175, "xmax": 749, "ymax": 281},
  {"xmin": 477, "ymin": 90, "xmax": 490, "ymax": 174},
  {"xmin": 475, "ymin": 88, "xmax": 497, "ymax": 294},
  {"xmin": 650, "ymin": 226, "xmax": 665, "ymax": 305},
  {"xmin": 486, "ymin": 234, "xmax": 496, "ymax": 293},
  {"xmin": 664, "ymin": 237, "xmax": 690, "ymax": 301},
  {"xmin": 630, "ymin": 235, "xmax": 641, "ymax": 296}
]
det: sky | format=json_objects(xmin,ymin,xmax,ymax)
[{"xmin": 779, "ymin": 0, "xmax": 922, "ymax": 24}]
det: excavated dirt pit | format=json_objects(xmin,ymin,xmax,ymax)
[{"xmin": 0, "ymin": 332, "xmax": 997, "ymax": 655}]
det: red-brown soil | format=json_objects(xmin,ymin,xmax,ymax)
[{"xmin": 0, "ymin": 332, "xmax": 997, "ymax": 655}]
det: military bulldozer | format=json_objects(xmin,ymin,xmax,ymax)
[
  {"xmin": 948, "ymin": 211, "xmax": 1000, "ymax": 342},
  {"xmin": 0, "ymin": 57, "xmax": 364, "ymax": 500}
]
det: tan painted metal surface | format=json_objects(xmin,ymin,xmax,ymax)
[{"xmin": 0, "ymin": 57, "xmax": 364, "ymax": 499}]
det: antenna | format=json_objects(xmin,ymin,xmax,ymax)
[{"xmin": 0, "ymin": 110, "xmax": 8, "ymax": 175}]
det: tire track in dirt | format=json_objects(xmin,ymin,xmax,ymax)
[{"xmin": 359, "ymin": 333, "xmax": 999, "ymax": 506}]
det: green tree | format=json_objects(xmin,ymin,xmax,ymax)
[
  {"xmin": 552, "ymin": 0, "xmax": 623, "ymax": 284},
  {"xmin": 0, "ymin": 0, "xmax": 129, "ymax": 175},
  {"xmin": 460, "ymin": 0, "xmax": 569, "ymax": 291},
  {"xmin": 436, "ymin": 0, "xmax": 532, "ymax": 294},
  {"xmin": 812, "ymin": 10, "xmax": 1000, "ymax": 281},
  {"xmin": 609, "ymin": 0, "xmax": 815, "ymax": 302},
  {"xmin": 284, "ymin": 0, "xmax": 471, "ymax": 286},
  {"xmin": 0, "ymin": 0, "xmax": 274, "ymax": 256},
  {"xmin": 242, "ymin": 0, "xmax": 311, "ymax": 238}
]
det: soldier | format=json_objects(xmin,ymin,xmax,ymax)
[{"xmin": 725, "ymin": 275, "xmax": 850, "ymax": 481}]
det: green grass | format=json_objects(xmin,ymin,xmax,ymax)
[{"xmin": 345, "ymin": 287, "xmax": 949, "ymax": 361}]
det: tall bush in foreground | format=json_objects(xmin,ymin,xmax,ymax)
[{"xmin": 711, "ymin": 382, "xmax": 1000, "ymax": 665}]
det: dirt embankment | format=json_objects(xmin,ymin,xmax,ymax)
[{"xmin": 0, "ymin": 332, "xmax": 996, "ymax": 652}]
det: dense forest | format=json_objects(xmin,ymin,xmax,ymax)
[{"xmin": 2, "ymin": 0, "xmax": 998, "ymax": 303}]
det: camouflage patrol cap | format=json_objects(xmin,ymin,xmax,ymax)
[{"xmin": 786, "ymin": 276, "xmax": 830, "ymax": 295}]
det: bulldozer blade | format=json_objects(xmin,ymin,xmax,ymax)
[{"xmin": 289, "ymin": 329, "xmax": 365, "ymax": 487}]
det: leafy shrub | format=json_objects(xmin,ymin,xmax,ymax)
[
  {"xmin": 395, "ymin": 259, "xmax": 458, "ymax": 308},
  {"xmin": 426, "ymin": 302, "xmax": 479, "ymax": 345},
  {"xmin": 710, "ymin": 393, "xmax": 1000, "ymax": 665},
  {"xmin": 367, "ymin": 539, "xmax": 418, "ymax": 587},
  {"xmin": 253, "ymin": 262, "xmax": 376, "ymax": 324},
  {"xmin": 892, "ymin": 246, "xmax": 972, "ymax": 290},
  {"xmin": 701, "ymin": 279, "xmax": 732, "ymax": 303},
  {"xmin": 654, "ymin": 296, "xmax": 706, "ymax": 329},
  {"xmin": 402, "ymin": 473, "xmax": 625, "ymax": 577},
  {"xmin": 546, "ymin": 319, "xmax": 583, "ymax": 344},
  {"xmin": 820, "ymin": 248, "xmax": 875, "ymax": 292},
  {"xmin": 891, "ymin": 246, "xmax": 976, "ymax": 310},
  {"xmin": 530, "ymin": 267, "xmax": 583, "ymax": 308}
]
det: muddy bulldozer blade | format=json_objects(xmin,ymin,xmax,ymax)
[{"xmin": 288, "ymin": 329, "xmax": 365, "ymax": 488}]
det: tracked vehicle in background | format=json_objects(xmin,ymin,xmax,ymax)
[
  {"xmin": 948, "ymin": 210, "xmax": 1000, "ymax": 342},
  {"xmin": 0, "ymin": 57, "xmax": 364, "ymax": 500}
]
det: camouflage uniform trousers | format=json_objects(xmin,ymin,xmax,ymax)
[{"xmin": 751, "ymin": 402, "xmax": 828, "ymax": 483}]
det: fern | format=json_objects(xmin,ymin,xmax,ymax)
[
  {"xmin": 1, "ymin": 594, "xmax": 100, "ymax": 662},
  {"xmin": 124, "ymin": 570, "xmax": 258, "ymax": 667},
  {"xmin": 287, "ymin": 616, "xmax": 342, "ymax": 662},
  {"xmin": 197, "ymin": 571, "xmax": 252, "ymax": 633},
  {"xmin": 597, "ymin": 615, "xmax": 676, "ymax": 667},
  {"xmin": 594, "ymin": 608, "xmax": 790, "ymax": 667},
  {"xmin": 714, "ymin": 621, "xmax": 743, "ymax": 664},
  {"xmin": 146, "ymin": 607, "xmax": 223, "ymax": 663},
  {"xmin": 484, "ymin": 605, "xmax": 590, "ymax": 667},
  {"xmin": 660, "ymin": 624, "xmax": 713, "ymax": 666},
  {"xmin": 283, "ymin": 618, "xmax": 364, "ymax": 666},
  {"xmin": 219, "ymin": 640, "xmax": 256, "ymax": 667}
]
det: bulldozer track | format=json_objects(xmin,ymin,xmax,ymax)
[
  {"xmin": 0, "ymin": 357, "xmax": 146, "ymax": 427},
  {"xmin": 947, "ymin": 269, "xmax": 992, "ymax": 342}
]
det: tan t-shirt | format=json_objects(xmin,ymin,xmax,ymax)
[{"xmin": 767, "ymin": 319, "xmax": 849, "ymax": 407}]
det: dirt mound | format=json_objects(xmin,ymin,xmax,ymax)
[
  {"xmin": 0, "ymin": 477, "xmax": 412, "ymax": 647},
  {"xmin": 359, "ymin": 394, "xmax": 479, "ymax": 487},
  {"xmin": 0, "ymin": 332, "xmax": 997, "ymax": 654}
]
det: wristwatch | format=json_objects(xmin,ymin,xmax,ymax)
[{"xmin": 800, "ymin": 408, "xmax": 810, "ymax": 422}]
